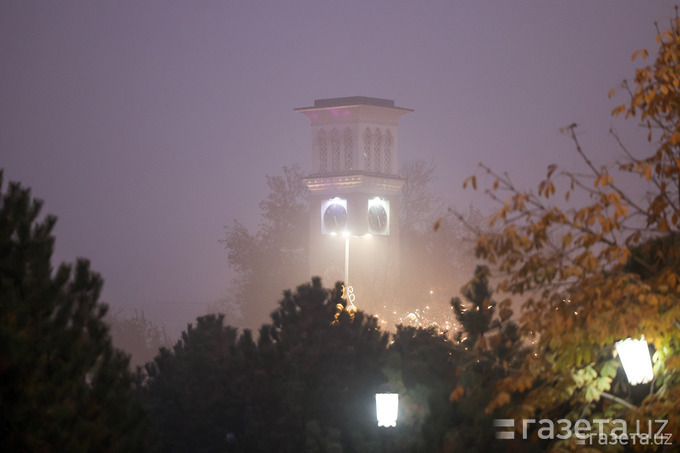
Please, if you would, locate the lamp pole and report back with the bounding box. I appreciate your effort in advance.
[344,233,350,287]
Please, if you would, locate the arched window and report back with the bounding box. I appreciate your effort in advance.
[343,127,353,170]
[363,128,372,171]
[331,129,340,171]
[374,128,382,173]
[384,129,393,174]
[318,129,327,172]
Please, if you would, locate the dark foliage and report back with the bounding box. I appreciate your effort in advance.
[0,172,150,452]
[141,278,391,452]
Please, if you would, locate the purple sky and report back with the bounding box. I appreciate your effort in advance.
[1,1,674,335]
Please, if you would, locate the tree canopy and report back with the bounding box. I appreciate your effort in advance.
[0,172,150,452]
[221,164,309,329]
[141,278,394,452]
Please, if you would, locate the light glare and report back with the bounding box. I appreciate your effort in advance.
[615,337,654,385]
[376,393,398,427]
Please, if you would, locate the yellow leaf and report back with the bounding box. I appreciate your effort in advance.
[632,48,650,60]
[611,104,626,116]
[562,233,573,248]
[608,88,616,99]
[463,175,477,190]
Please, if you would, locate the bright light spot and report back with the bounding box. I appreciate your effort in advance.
[330,232,338,236]
[376,393,398,427]
[342,230,351,238]
[616,337,654,385]
[368,196,384,208]
[363,233,372,238]
[429,290,434,294]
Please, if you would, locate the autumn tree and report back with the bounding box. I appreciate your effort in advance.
[458,13,680,449]
[0,172,150,452]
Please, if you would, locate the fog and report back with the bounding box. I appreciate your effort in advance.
[0,1,673,338]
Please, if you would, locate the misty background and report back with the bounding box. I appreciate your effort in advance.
[0,1,672,338]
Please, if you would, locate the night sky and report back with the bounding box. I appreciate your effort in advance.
[1,1,674,335]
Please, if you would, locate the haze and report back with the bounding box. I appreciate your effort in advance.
[0,1,673,336]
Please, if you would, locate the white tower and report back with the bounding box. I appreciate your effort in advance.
[295,96,412,313]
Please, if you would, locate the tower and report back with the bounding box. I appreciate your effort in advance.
[295,96,413,313]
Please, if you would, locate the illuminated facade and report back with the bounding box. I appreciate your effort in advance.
[296,97,412,311]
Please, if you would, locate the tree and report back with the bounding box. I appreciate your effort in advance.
[141,278,391,452]
[451,265,496,347]
[383,325,461,452]
[397,160,482,329]
[0,172,150,452]
[221,164,309,329]
[444,266,528,452]
[107,310,172,369]
[459,14,680,449]
[400,159,442,233]
[141,313,241,453]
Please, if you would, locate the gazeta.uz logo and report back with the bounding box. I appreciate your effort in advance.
[493,418,673,447]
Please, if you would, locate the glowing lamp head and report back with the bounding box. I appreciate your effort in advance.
[342,231,351,238]
[375,393,398,427]
[615,337,654,385]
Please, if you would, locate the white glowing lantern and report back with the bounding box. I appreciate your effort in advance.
[375,393,398,427]
[615,337,654,385]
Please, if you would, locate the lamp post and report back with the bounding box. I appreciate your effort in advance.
[334,231,371,289]
[615,336,654,385]
[342,231,350,287]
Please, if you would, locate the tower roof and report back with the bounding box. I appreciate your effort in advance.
[295,96,413,113]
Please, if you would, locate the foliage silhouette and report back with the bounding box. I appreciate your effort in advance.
[0,172,150,452]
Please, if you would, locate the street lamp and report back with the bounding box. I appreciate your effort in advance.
[615,336,654,385]
[375,392,398,427]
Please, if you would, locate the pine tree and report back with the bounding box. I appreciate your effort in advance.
[0,172,150,452]
[451,265,496,348]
